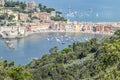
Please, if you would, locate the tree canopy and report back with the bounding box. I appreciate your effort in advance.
[0,59,33,80]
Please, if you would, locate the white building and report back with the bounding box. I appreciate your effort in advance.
[0,0,4,6]
[51,11,56,17]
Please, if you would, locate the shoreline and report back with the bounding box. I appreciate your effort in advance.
[1,30,112,39]
[23,30,113,38]
[0,30,113,39]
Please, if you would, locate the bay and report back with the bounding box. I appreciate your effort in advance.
[0,32,106,65]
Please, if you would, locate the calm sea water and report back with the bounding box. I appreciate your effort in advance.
[0,33,106,65]
[21,0,120,22]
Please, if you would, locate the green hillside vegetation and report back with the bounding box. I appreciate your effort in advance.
[0,60,33,80]
[38,3,55,13]
[26,29,120,80]
[5,1,26,9]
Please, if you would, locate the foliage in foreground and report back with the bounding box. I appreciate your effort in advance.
[0,60,33,80]
[26,29,120,80]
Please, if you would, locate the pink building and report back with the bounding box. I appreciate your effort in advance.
[104,25,112,32]
[18,13,28,21]
[38,12,51,22]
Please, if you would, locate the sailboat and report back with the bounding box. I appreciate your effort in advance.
[47,38,50,41]
[55,37,61,42]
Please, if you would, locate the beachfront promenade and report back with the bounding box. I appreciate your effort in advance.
[0,21,119,39]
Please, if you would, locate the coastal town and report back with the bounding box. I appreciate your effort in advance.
[0,0,120,39]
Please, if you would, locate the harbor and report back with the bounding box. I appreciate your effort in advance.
[0,32,106,65]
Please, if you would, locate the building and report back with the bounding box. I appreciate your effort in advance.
[65,22,75,31]
[95,24,104,32]
[0,9,18,21]
[12,13,19,21]
[32,12,52,21]
[32,12,39,18]
[6,10,19,21]
[36,8,40,12]
[0,0,4,6]
[74,22,81,32]
[25,24,40,31]
[51,11,56,17]
[38,12,51,21]
[104,25,112,32]
[18,13,28,21]
[25,1,36,10]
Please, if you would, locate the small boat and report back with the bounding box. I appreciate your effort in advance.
[85,38,89,41]
[55,37,61,42]
[47,37,53,42]
[5,40,13,44]
[8,43,15,49]
[66,38,69,41]
[47,38,50,41]
[5,40,11,44]
[5,40,15,49]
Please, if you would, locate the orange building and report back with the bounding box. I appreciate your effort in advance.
[38,12,51,21]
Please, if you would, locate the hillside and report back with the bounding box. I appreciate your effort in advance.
[26,29,120,80]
